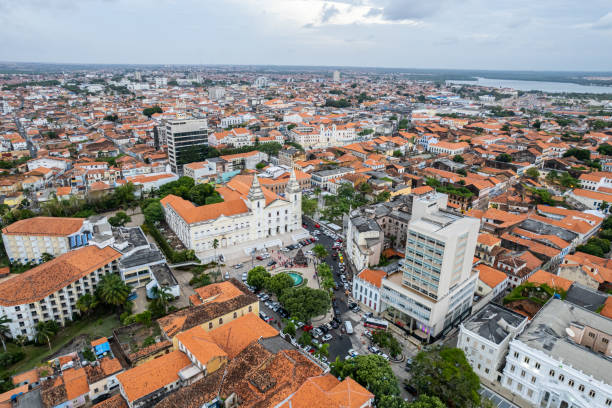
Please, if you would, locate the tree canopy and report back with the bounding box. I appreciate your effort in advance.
[247,266,270,290]
[409,347,480,408]
[143,105,163,117]
[331,354,399,404]
[279,286,330,321]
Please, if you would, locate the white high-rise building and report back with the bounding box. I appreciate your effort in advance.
[333,70,341,82]
[381,193,480,341]
[208,87,226,100]
[164,118,209,175]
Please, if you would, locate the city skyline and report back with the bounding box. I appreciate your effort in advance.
[1,0,611,71]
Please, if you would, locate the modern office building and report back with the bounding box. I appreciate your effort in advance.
[502,299,612,408]
[381,193,480,341]
[163,118,209,175]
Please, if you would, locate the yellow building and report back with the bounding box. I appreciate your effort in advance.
[157,279,259,339]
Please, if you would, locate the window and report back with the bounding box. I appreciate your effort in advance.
[485,368,489,374]
[527,389,533,398]
[531,376,536,384]
[233,312,237,319]
[558,375,564,382]
[248,305,252,312]
[605,398,611,406]
[549,370,555,377]
[514,352,519,358]
[603,338,609,344]
[568,380,574,387]
[218,318,223,325]
[520,370,525,378]
[510,365,515,372]
[517,383,523,392]
[208,322,213,329]
[588,332,596,338]
[578,385,585,392]
[535,363,540,369]
[506,378,512,386]
[589,390,596,398]
[524,357,530,364]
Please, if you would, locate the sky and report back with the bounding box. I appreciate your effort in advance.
[0,0,611,71]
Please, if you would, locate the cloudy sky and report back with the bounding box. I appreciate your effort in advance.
[1,0,611,71]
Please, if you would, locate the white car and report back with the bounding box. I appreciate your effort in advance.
[306,250,313,255]
[321,334,332,342]
[348,349,359,357]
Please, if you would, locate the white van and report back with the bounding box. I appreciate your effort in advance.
[344,321,353,335]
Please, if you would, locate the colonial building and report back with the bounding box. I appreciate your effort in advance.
[160,170,301,259]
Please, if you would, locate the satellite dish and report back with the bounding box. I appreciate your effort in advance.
[565,327,575,337]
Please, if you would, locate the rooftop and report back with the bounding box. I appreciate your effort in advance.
[463,303,527,345]
[516,299,612,384]
[1,216,84,236]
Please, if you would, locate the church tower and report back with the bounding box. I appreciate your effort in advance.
[285,168,302,231]
[248,174,266,238]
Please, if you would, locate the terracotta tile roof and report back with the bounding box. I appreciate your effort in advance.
[158,278,258,338]
[177,325,228,365]
[116,350,191,403]
[527,269,573,292]
[356,269,386,288]
[0,384,29,405]
[279,374,374,408]
[92,394,128,408]
[412,185,433,195]
[0,245,121,306]
[91,337,108,347]
[2,216,84,236]
[208,313,278,358]
[475,264,507,289]
[62,367,89,400]
[160,194,249,224]
[12,368,41,386]
[192,281,244,305]
[100,356,123,376]
[600,297,612,320]
[477,233,501,247]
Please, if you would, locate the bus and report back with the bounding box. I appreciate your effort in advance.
[364,318,388,330]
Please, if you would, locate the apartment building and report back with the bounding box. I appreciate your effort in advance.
[502,299,612,408]
[310,167,355,189]
[381,193,479,341]
[2,216,100,264]
[458,303,528,382]
[346,211,384,272]
[162,118,209,175]
[0,245,121,339]
[352,268,386,313]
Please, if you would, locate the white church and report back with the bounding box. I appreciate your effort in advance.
[160,169,303,261]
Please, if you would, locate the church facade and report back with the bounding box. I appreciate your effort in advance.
[160,170,302,254]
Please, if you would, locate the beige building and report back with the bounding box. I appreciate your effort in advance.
[1,216,99,264]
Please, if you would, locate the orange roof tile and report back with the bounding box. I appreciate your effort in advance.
[176,325,228,365]
[2,216,84,236]
[356,269,386,288]
[527,269,573,292]
[475,264,507,289]
[116,350,191,403]
[0,245,121,306]
[209,313,278,358]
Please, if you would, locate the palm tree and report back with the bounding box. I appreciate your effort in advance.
[212,238,221,282]
[151,285,172,315]
[35,321,56,350]
[97,274,130,310]
[0,315,11,352]
[15,335,27,348]
[76,293,98,316]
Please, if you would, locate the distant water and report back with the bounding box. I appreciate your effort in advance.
[446,77,612,94]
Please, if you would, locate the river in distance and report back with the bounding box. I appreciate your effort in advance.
[446,77,612,94]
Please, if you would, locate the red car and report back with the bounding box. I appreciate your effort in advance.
[256,255,264,261]
[302,224,307,228]
[314,224,320,228]
[336,238,343,243]
[303,325,313,331]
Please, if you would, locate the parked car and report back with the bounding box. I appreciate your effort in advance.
[234,263,243,269]
[267,260,277,266]
[259,312,268,320]
[261,294,270,301]
[368,346,379,354]
[278,308,289,318]
[321,334,332,342]
[314,224,320,228]
[312,328,323,338]
[348,349,359,357]
[256,255,264,261]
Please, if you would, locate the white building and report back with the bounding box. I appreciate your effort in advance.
[0,245,122,339]
[381,193,480,341]
[155,77,168,88]
[333,70,341,82]
[209,128,253,148]
[346,212,383,272]
[253,76,269,88]
[578,172,612,191]
[352,269,386,313]
[183,160,218,183]
[458,303,528,382]
[220,113,255,128]
[125,173,179,193]
[502,299,612,408]
[289,124,357,148]
[161,171,302,261]
[208,87,225,100]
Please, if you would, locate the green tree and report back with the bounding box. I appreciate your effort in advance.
[452,155,465,163]
[76,293,99,316]
[151,285,173,315]
[409,347,480,408]
[525,167,540,179]
[97,274,131,309]
[41,252,54,263]
[313,244,328,261]
[318,343,330,358]
[256,161,267,170]
[0,316,11,352]
[376,191,391,203]
[393,150,403,158]
[597,143,612,156]
[298,331,311,346]
[143,105,163,117]
[247,266,271,290]
[302,197,317,217]
[108,211,131,227]
[398,119,409,129]
[266,273,294,297]
[496,153,512,163]
[279,286,331,322]
[143,201,164,224]
[35,321,59,350]
[331,354,399,403]
[563,148,590,161]
[284,320,296,337]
